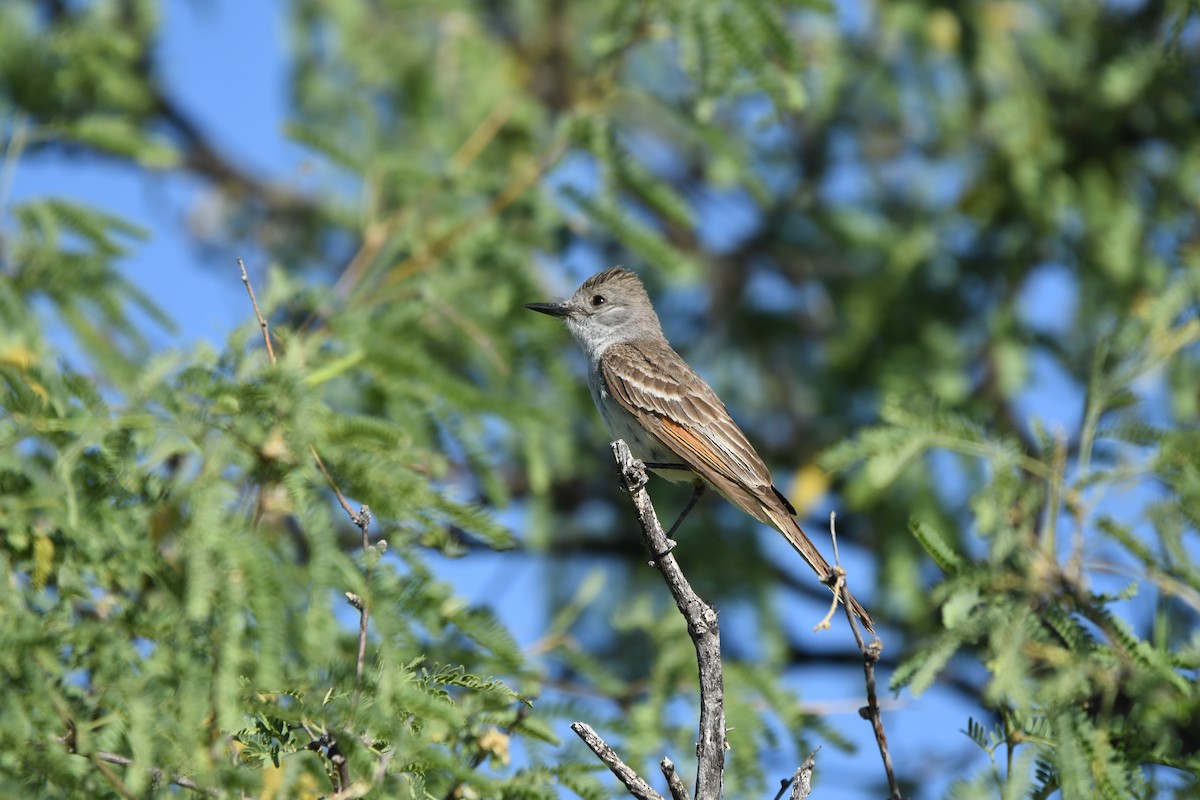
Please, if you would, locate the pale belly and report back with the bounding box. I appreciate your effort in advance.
[588,370,697,485]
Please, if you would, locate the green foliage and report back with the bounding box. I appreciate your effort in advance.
[830,271,1200,792]
[909,517,965,576]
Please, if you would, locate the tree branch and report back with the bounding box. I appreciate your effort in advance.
[239,260,376,790]
[152,87,319,220]
[570,723,665,800]
[772,747,819,800]
[825,513,902,800]
[660,758,689,800]
[611,439,726,800]
[90,750,219,797]
[239,258,276,362]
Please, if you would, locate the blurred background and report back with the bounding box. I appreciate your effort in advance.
[1,0,1197,798]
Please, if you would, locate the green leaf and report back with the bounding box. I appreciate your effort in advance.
[56,115,181,168]
[891,631,962,696]
[910,517,964,575]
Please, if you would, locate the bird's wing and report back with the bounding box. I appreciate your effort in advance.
[599,340,778,514]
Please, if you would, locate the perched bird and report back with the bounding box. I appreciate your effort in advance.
[527,267,874,633]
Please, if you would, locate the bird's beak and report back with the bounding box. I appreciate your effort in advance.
[524,301,572,318]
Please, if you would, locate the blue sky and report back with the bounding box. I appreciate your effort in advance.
[13,2,302,352]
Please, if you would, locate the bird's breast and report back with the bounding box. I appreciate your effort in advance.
[587,366,687,479]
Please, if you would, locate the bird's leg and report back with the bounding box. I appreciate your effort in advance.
[663,481,706,540]
[633,469,706,559]
[629,463,703,559]
[643,461,692,473]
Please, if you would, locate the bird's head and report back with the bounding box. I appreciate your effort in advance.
[525,267,664,357]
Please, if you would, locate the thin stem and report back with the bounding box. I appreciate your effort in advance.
[570,723,666,800]
[828,514,903,800]
[237,258,276,363]
[91,750,219,797]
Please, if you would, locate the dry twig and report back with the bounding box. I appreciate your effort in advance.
[569,441,727,799]
[570,723,665,800]
[613,440,726,800]
[91,750,219,797]
[826,513,902,800]
[660,758,689,800]
[238,259,376,789]
[772,747,820,800]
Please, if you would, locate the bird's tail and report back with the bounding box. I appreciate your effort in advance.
[761,504,876,635]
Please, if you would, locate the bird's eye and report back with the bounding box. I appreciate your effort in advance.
[591,295,606,307]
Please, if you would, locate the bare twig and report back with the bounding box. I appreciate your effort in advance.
[91,750,219,797]
[570,723,665,800]
[238,258,276,363]
[826,513,902,800]
[611,440,725,800]
[237,261,368,530]
[309,453,369,690]
[57,722,221,797]
[310,448,363,524]
[238,261,376,786]
[659,758,689,800]
[813,575,842,632]
[351,505,372,688]
[772,747,820,800]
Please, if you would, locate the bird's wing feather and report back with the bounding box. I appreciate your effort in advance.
[600,341,773,498]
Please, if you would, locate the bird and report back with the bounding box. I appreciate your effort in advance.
[526,267,874,633]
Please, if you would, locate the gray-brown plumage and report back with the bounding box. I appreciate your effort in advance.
[527,267,874,633]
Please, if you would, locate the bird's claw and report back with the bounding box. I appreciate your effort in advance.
[622,463,649,492]
[651,537,677,561]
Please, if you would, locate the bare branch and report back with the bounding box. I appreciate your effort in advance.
[236,260,372,534]
[239,261,375,788]
[92,751,219,797]
[772,747,819,800]
[152,87,320,220]
[611,439,725,800]
[238,258,276,363]
[660,758,689,800]
[351,505,373,687]
[827,513,902,800]
[570,723,665,800]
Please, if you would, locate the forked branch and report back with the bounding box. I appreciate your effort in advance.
[824,513,902,800]
[570,441,725,800]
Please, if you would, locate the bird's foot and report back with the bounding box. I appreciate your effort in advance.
[621,461,649,492]
[650,537,678,562]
